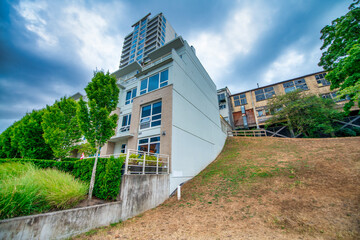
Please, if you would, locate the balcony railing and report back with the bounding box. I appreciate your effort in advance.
[125,149,169,175]
[142,53,172,71]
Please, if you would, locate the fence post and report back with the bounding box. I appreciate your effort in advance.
[125,149,130,175]
[156,155,159,174]
[167,155,170,174]
[142,153,146,174]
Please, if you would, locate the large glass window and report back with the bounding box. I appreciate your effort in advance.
[255,87,275,102]
[283,79,308,93]
[218,93,226,103]
[140,101,162,129]
[233,94,247,106]
[139,69,169,95]
[119,114,131,132]
[121,144,127,154]
[315,73,330,87]
[125,88,137,105]
[322,91,350,102]
[138,136,160,154]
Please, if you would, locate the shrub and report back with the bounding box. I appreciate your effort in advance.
[335,128,357,137]
[0,156,125,201]
[0,162,88,219]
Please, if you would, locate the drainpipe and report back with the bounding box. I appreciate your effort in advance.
[249,90,260,129]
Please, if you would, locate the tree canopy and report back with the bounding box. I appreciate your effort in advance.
[265,90,343,138]
[42,97,82,159]
[77,71,119,199]
[319,0,360,113]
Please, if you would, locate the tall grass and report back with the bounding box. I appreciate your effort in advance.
[0,162,88,220]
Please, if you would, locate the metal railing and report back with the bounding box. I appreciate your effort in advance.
[124,149,169,175]
[229,129,267,137]
[142,53,172,71]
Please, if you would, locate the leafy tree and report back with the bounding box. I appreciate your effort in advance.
[265,90,342,138]
[77,71,119,200]
[319,0,360,113]
[0,124,20,158]
[42,97,82,160]
[12,110,54,159]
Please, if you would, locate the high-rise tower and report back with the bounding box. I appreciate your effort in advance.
[119,13,177,68]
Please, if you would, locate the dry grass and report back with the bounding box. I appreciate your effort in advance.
[74,137,360,240]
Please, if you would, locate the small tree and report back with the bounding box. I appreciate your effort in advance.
[12,109,54,159]
[319,0,360,113]
[42,97,82,160]
[265,90,342,138]
[77,71,119,200]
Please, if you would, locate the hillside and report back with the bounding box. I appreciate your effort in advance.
[74,137,360,240]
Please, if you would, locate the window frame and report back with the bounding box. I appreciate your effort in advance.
[125,87,137,105]
[283,79,309,93]
[138,135,160,154]
[140,69,169,95]
[119,114,131,132]
[140,101,162,130]
[255,87,275,102]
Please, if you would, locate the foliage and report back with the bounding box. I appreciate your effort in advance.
[13,109,54,159]
[319,0,360,113]
[77,71,120,199]
[72,156,125,200]
[265,90,342,137]
[335,128,357,137]
[72,143,96,157]
[0,124,20,158]
[0,156,125,201]
[0,162,87,219]
[42,97,82,159]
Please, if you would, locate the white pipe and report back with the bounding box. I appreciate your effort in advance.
[177,185,181,200]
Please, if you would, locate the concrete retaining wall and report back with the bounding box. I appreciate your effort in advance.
[0,174,170,240]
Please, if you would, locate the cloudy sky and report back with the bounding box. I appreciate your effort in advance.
[0,0,352,133]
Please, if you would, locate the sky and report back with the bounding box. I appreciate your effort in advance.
[0,0,353,133]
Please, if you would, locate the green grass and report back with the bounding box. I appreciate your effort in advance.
[0,162,88,219]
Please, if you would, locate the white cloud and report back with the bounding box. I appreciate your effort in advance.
[262,44,323,85]
[14,0,126,73]
[188,1,275,85]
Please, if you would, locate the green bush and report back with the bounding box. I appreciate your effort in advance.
[0,156,125,201]
[0,162,87,219]
[335,128,357,137]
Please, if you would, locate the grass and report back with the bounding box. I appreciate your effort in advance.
[0,162,88,219]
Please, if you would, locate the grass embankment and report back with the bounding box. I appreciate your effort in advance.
[74,137,360,240]
[0,162,88,219]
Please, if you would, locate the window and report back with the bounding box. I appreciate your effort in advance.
[257,110,265,117]
[140,101,162,129]
[315,73,330,87]
[233,94,247,106]
[283,79,309,93]
[119,114,131,132]
[140,69,169,95]
[219,104,226,110]
[138,136,160,154]
[218,93,226,103]
[125,88,137,105]
[121,144,127,154]
[255,87,275,102]
[322,91,350,102]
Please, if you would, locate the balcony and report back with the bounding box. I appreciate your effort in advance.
[142,52,172,71]
[109,129,133,142]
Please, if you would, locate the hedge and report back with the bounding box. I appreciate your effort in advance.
[0,156,125,200]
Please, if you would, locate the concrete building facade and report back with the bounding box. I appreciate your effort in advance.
[103,36,227,193]
[217,87,234,128]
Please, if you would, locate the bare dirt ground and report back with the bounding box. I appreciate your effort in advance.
[73,137,360,240]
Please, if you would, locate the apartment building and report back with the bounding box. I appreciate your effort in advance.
[230,72,358,129]
[217,87,234,128]
[98,36,227,193]
[119,13,177,68]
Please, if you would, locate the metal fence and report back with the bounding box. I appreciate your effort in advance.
[124,149,169,175]
[230,129,268,137]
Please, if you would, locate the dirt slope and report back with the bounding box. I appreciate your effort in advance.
[74,137,360,240]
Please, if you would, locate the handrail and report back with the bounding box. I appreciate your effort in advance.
[125,149,169,175]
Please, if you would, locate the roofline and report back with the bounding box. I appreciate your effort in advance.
[230,70,327,97]
[131,13,151,27]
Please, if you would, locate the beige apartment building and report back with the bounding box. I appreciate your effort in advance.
[230,71,359,129]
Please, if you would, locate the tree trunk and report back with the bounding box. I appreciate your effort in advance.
[88,147,99,200]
